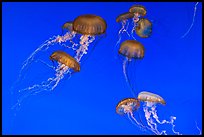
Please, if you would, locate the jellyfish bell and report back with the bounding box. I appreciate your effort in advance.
[119,40,145,60]
[62,21,73,32]
[129,5,147,17]
[138,91,166,106]
[73,14,107,36]
[136,18,152,38]
[116,98,140,115]
[50,50,80,72]
[116,12,134,23]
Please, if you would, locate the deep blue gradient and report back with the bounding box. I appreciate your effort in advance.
[2,2,202,135]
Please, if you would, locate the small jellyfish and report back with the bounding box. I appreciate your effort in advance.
[116,98,145,129]
[115,12,134,47]
[137,91,181,135]
[129,5,147,39]
[73,14,107,62]
[135,18,152,38]
[129,5,147,16]
[62,21,73,32]
[118,40,145,97]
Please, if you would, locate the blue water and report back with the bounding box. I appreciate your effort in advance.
[2,2,202,135]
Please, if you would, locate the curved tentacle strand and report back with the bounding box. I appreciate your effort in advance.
[180,2,199,38]
[122,57,136,98]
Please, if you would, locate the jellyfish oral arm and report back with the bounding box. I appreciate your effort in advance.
[75,35,95,62]
[142,103,181,135]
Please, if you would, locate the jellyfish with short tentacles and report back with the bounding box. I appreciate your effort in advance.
[12,50,80,110]
[129,5,147,39]
[118,40,145,97]
[138,91,182,135]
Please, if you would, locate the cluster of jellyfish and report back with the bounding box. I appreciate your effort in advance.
[115,4,152,48]
[115,5,182,135]
[12,14,107,110]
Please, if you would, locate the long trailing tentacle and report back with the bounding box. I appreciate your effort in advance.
[11,64,72,111]
[123,57,136,98]
[180,2,199,38]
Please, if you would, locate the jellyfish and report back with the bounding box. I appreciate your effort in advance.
[118,40,145,97]
[116,98,146,130]
[135,18,152,38]
[15,21,78,87]
[137,91,181,135]
[115,12,134,46]
[12,14,107,111]
[12,50,80,110]
[72,14,107,62]
[129,5,147,38]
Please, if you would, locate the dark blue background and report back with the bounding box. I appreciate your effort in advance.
[2,2,202,135]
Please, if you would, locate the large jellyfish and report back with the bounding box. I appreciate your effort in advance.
[118,40,145,97]
[72,14,107,62]
[12,51,80,110]
[137,91,181,135]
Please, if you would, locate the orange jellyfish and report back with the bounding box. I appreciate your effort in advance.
[12,51,80,110]
[115,4,151,48]
[118,40,145,97]
[136,18,152,38]
[72,14,107,62]
[62,21,73,32]
[137,91,181,135]
[15,14,106,93]
[129,5,147,39]
[50,50,80,72]
[129,5,147,23]
[116,98,145,130]
[115,12,134,46]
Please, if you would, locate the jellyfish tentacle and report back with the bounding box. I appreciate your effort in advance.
[12,63,72,111]
[180,2,199,39]
[75,35,95,62]
[34,59,55,70]
[150,105,181,135]
[124,20,131,37]
[143,106,161,135]
[123,57,136,98]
